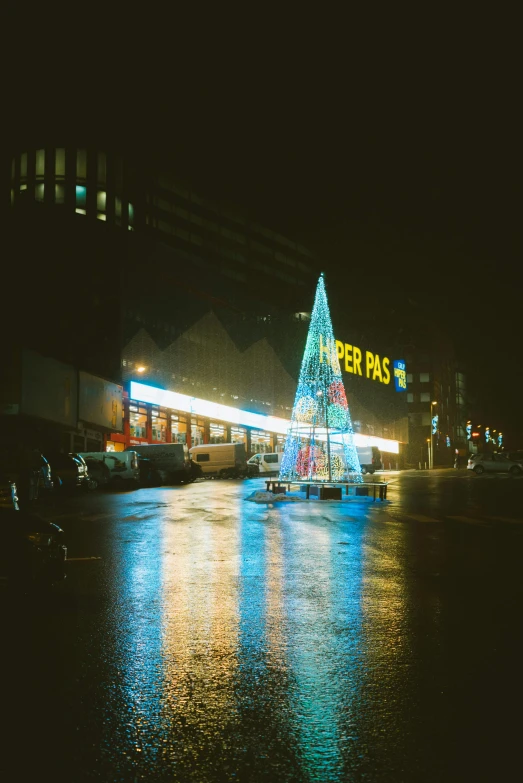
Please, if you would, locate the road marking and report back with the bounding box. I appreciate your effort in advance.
[404,513,441,523]
[446,515,487,526]
[487,516,523,524]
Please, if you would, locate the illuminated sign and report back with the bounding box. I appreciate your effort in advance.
[319,335,405,388]
[466,424,472,440]
[432,414,439,435]
[129,381,401,454]
[472,432,480,438]
[485,427,490,443]
[393,360,407,392]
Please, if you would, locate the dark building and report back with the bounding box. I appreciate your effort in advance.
[5,143,408,459]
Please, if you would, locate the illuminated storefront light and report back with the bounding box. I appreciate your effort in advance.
[130,381,401,455]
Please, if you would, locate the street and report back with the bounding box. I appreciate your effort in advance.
[3,470,523,782]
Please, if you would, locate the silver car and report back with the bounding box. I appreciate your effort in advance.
[467,453,523,475]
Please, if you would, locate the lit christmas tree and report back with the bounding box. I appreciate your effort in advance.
[279,274,362,483]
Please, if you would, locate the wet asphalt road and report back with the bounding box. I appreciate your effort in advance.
[3,470,523,782]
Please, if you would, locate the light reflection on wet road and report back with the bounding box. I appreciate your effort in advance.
[4,472,523,781]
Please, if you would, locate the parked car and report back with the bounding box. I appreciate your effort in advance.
[467,453,523,475]
[127,444,193,485]
[82,456,111,490]
[190,443,258,479]
[0,506,67,589]
[247,452,280,475]
[46,452,90,491]
[80,451,140,488]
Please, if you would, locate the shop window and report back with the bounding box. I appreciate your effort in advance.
[129,404,148,439]
[420,392,430,402]
[171,415,187,444]
[36,149,45,178]
[231,427,247,446]
[151,408,167,442]
[210,422,226,444]
[251,430,272,453]
[55,148,65,178]
[77,149,87,180]
[191,420,205,446]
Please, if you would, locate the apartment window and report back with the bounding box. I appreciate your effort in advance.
[55,184,65,204]
[97,152,106,185]
[420,373,430,383]
[420,392,430,402]
[77,149,87,180]
[35,184,45,201]
[406,373,413,383]
[35,149,45,178]
[55,148,65,178]
[128,203,134,225]
[76,185,87,208]
[96,191,107,211]
[407,393,414,403]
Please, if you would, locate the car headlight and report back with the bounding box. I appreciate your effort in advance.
[26,533,52,547]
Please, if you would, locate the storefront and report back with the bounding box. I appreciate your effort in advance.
[114,382,403,460]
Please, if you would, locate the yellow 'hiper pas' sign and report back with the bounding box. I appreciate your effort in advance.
[319,335,391,385]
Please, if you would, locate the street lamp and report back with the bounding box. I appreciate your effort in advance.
[430,400,437,469]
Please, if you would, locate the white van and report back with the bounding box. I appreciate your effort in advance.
[79,451,140,486]
[247,452,283,475]
[189,443,257,479]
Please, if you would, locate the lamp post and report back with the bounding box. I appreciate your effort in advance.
[430,400,437,469]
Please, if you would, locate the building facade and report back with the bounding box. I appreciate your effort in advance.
[6,144,408,460]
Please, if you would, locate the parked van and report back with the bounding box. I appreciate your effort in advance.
[356,446,382,475]
[79,451,140,487]
[127,443,193,484]
[247,452,283,476]
[190,443,257,479]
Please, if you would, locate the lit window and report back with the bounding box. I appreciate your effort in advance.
[96,191,106,211]
[75,208,87,215]
[10,189,14,205]
[420,373,430,383]
[406,373,413,383]
[35,183,45,201]
[20,153,27,179]
[420,392,430,402]
[76,185,87,208]
[36,149,45,178]
[97,213,107,221]
[407,393,414,403]
[55,184,65,204]
[77,149,87,180]
[128,203,134,225]
[55,148,65,178]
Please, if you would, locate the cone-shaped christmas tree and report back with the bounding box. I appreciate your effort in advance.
[279,274,362,483]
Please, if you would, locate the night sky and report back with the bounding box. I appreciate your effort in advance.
[7,20,522,442]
